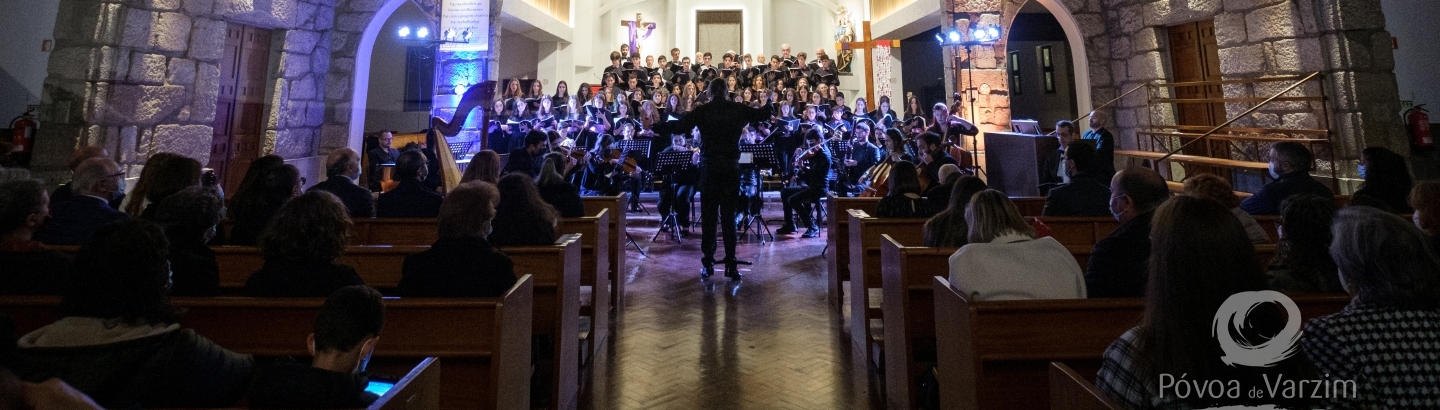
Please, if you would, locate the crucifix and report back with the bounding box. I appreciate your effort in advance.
[837,21,901,104]
[620,13,656,55]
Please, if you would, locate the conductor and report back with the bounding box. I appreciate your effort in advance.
[655,79,772,279]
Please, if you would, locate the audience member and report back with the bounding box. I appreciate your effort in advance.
[1097,195,1314,408]
[536,153,586,218]
[488,173,559,247]
[948,190,1084,300]
[1085,166,1169,298]
[228,157,299,246]
[1408,180,1440,250]
[34,157,129,245]
[1240,142,1333,215]
[123,153,201,217]
[366,130,399,191]
[248,286,387,408]
[503,131,549,177]
[1266,195,1340,294]
[1349,146,1414,213]
[13,220,253,408]
[245,191,364,297]
[376,151,443,218]
[0,180,69,295]
[146,186,225,297]
[399,181,518,297]
[1042,141,1112,217]
[922,176,986,247]
[875,161,935,218]
[308,148,375,219]
[461,149,502,184]
[1304,206,1440,407]
[49,146,114,207]
[1183,173,1269,243]
[923,164,961,213]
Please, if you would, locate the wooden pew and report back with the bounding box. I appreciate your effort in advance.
[558,209,612,364]
[1049,362,1122,410]
[582,194,627,312]
[505,235,583,410]
[1038,217,1119,247]
[1011,197,1045,216]
[880,235,956,410]
[49,245,424,292]
[0,277,534,410]
[351,219,439,245]
[931,277,1351,410]
[846,210,927,365]
[826,194,881,310]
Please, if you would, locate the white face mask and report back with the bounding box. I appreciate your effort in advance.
[1414,212,1424,231]
[1268,162,1281,179]
[1358,165,1367,179]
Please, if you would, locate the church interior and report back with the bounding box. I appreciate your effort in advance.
[1,0,1439,408]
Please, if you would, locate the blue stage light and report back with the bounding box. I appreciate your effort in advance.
[398,26,411,38]
[947,30,961,42]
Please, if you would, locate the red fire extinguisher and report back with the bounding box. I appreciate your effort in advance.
[1406,104,1432,148]
[9,110,37,153]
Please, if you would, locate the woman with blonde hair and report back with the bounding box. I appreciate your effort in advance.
[461,149,502,184]
[947,190,1084,300]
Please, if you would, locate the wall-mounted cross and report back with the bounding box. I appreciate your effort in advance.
[837,21,900,104]
[620,13,656,55]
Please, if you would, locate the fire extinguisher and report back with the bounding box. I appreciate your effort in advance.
[1406,104,1432,148]
[9,110,37,153]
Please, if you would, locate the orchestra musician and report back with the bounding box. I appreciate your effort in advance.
[656,133,699,236]
[779,129,831,238]
[842,119,881,197]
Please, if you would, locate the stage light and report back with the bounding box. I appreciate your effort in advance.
[947,30,960,42]
[454,83,468,95]
[417,27,429,38]
[398,26,411,38]
[935,33,944,44]
[987,27,1000,41]
[444,28,455,41]
[462,29,472,42]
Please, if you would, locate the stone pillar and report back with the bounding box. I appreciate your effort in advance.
[1310,0,1406,190]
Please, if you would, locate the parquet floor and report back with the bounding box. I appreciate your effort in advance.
[579,194,883,410]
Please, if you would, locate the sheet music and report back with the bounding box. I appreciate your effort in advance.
[740,152,753,164]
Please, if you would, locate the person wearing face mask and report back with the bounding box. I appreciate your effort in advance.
[247,286,388,408]
[308,148,375,218]
[376,150,443,218]
[398,181,517,297]
[146,186,226,297]
[1239,141,1333,216]
[34,157,130,245]
[1084,166,1170,298]
[0,179,71,295]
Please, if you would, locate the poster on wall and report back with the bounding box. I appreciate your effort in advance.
[441,0,489,52]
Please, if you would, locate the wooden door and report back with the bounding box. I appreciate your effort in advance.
[207,24,272,194]
[1167,19,1226,168]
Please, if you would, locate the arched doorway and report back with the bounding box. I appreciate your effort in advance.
[346,0,428,153]
[1004,0,1090,128]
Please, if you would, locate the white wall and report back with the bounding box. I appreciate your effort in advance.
[364,1,433,134]
[498,29,541,80]
[0,0,61,118]
[1383,0,1440,109]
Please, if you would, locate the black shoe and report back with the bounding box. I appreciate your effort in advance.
[776,225,797,235]
[802,228,820,238]
[701,265,715,278]
[724,265,742,280]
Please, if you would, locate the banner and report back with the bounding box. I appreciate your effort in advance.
[441,0,489,52]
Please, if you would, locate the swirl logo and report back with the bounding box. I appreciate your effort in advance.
[1212,290,1303,367]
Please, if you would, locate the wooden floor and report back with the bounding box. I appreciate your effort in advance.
[579,194,884,409]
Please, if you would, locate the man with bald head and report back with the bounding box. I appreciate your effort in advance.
[36,157,130,245]
[1083,110,1115,178]
[50,146,119,207]
[308,148,374,218]
[1084,166,1170,298]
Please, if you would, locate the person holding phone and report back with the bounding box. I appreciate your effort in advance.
[248,286,386,408]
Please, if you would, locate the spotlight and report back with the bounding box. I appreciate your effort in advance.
[444,28,456,41]
[987,27,1000,41]
[417,27,429,38]
[398,26,411,38]
[462,29,472,42]
[935,33,944,44]
[947,30,960,42]
[454,83,468,95]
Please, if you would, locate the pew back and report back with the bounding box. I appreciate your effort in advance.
[880,235,956,410]
[847,210,927,363]
[505,235,582,410]
[557,209,611,363]
[1048,362,1122,410]
[582,194,627,310]
[826,194,882,310]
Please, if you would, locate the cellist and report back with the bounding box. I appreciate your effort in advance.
[842,119,880,197]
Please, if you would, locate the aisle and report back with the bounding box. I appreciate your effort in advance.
[580,197,883,409]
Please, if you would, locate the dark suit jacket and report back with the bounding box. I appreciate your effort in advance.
[1239,171,1334,215]
[538,183,586,218]
[35,195,129,245]
[0,241,70,295]
[503,148,540,177]
[398,237,519,298]
[50,183,124,210]
[376,179,443,218]
[308,176,375,218]
[1042,173,1113,217]
[168,241,220,297]
[1085,210,1153,298]
[244,259,365,297]
[1082,128,1115,177]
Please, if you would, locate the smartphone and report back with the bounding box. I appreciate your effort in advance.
[364,380,397,396]
[201,168,218,187]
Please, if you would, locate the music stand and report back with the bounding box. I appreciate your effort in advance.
[616,139,654,214]
[825,139,854,194]
[650,151,695,243]
[739,143,777,243]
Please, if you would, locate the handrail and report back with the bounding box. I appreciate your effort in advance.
[1043,82,1150,136]
[1153,72,1322,165]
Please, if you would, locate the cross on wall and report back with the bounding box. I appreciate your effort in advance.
[836,21,900,105]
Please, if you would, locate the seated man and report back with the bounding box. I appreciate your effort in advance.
[503,131,548,178]
[398,181,518,297]
[308,148,375,218]
[0,179,71,295]
[248,285,385,408]
[35,157,129,245]
[49,146,115,206]
[1042,141,1113,217]
[1086,166,1169,298]
[376,151,443,218]
[1240,141,1333,215]
[778,130,832,238]
[366,130,399,192]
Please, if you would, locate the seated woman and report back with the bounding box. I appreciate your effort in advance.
[536,153,586,218]
[1304,206,1440,407]
[922,175,986,247]
[1350,146,1413,213]
[1183,173,1269,244]
[146,186,225,296]
[1097,196,1315,409]
[398,182,519,297]
[0,179,70,295]
[12,220,253,408]
[227,156,298,246]
[128,154,203,219]
[488,173,560,248]
[947,190,1084,300]
[461,149,502,185]
[874,161,936,218]
[244,191,364,297]
[1266,194,1341,293]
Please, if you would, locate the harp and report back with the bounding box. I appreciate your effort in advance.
[428,80,497,193]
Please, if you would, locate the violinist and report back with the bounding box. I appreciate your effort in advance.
[778,129,831,238]
[917,131,956,191]
[843,119,881,197]
[612,118,647,210]
[656,133,699,236]
[737,125,765,224]
[927,102,979,169]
